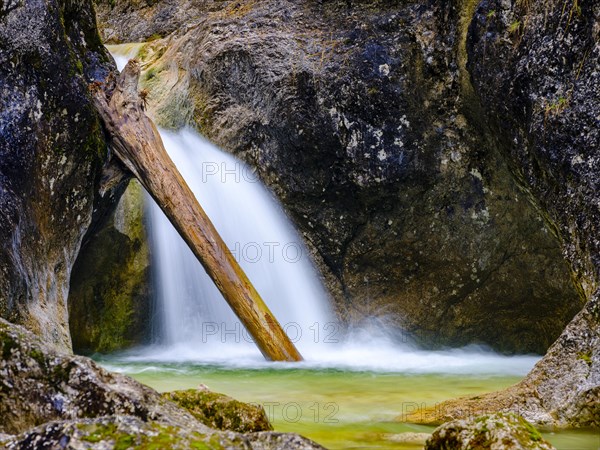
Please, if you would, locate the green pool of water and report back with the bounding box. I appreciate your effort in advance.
[98,361,599,449]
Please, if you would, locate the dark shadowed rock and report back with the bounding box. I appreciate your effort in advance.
[462,0,600,428]
[68,180,153,353]
[397,0,599,429]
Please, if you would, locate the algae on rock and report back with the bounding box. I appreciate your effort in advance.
[69,179,153,353]
[163,389,273,433]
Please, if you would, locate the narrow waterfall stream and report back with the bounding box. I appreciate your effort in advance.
[100,48,600,450]
[146,128,333,361]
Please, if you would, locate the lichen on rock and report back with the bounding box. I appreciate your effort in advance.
[0,318,206,435]
[0,0,122,352]
[0,318,325,449]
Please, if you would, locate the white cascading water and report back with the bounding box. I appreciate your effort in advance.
[109,49,540,375]
[132,128,539,375]
[146,129,333,360]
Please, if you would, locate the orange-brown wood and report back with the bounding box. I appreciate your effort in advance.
[91,60,302,361]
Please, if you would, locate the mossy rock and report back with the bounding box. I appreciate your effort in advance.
[68,180,153,353]
[425,413,555,450]
[163,389,273,433]
[2,416,235,450]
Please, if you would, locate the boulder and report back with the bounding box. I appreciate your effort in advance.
[425,413,555,450]
[163,389,273,433]
[0,318,204,435]
[0,318,324,448]
[0,415,324,450]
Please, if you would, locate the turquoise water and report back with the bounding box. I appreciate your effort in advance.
[98,359,600,449]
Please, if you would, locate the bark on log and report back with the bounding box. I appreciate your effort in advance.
[90,60,303,362]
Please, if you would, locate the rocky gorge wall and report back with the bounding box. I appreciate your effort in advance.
[0,0,129,352]
[462,0,599,427]
[0,0,596,438]
[88,0,585,355]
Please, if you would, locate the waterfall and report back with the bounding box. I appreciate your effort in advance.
[146,129,334,359]
[106,47,539,374]
[139,128,538,375]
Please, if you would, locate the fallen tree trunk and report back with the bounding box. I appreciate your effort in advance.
[90,60,302,362]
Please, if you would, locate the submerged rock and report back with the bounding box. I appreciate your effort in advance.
[163,389,273,433]
[425,413,555,450]
[94,0,582,355]
[385,432,430,444]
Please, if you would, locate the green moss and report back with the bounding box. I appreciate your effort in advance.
[508,20,522,34]
[518,415,543,442]
[81,423,116,443]
[78,422,218,449]
[147,33,163,42]
[162,389,273,433]
[29,347,47,367]
[577,350,593,366]
[82,120,109,161]
[144,67,158,81]
[1,333,18,359]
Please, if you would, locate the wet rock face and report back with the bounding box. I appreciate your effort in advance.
[0,0,116,351]
[425,413,555,450]
[0,318,204,435]
[400,0,600,428]
[68,180,153,354]
[95,0,581,353]
[467,0,600,299]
